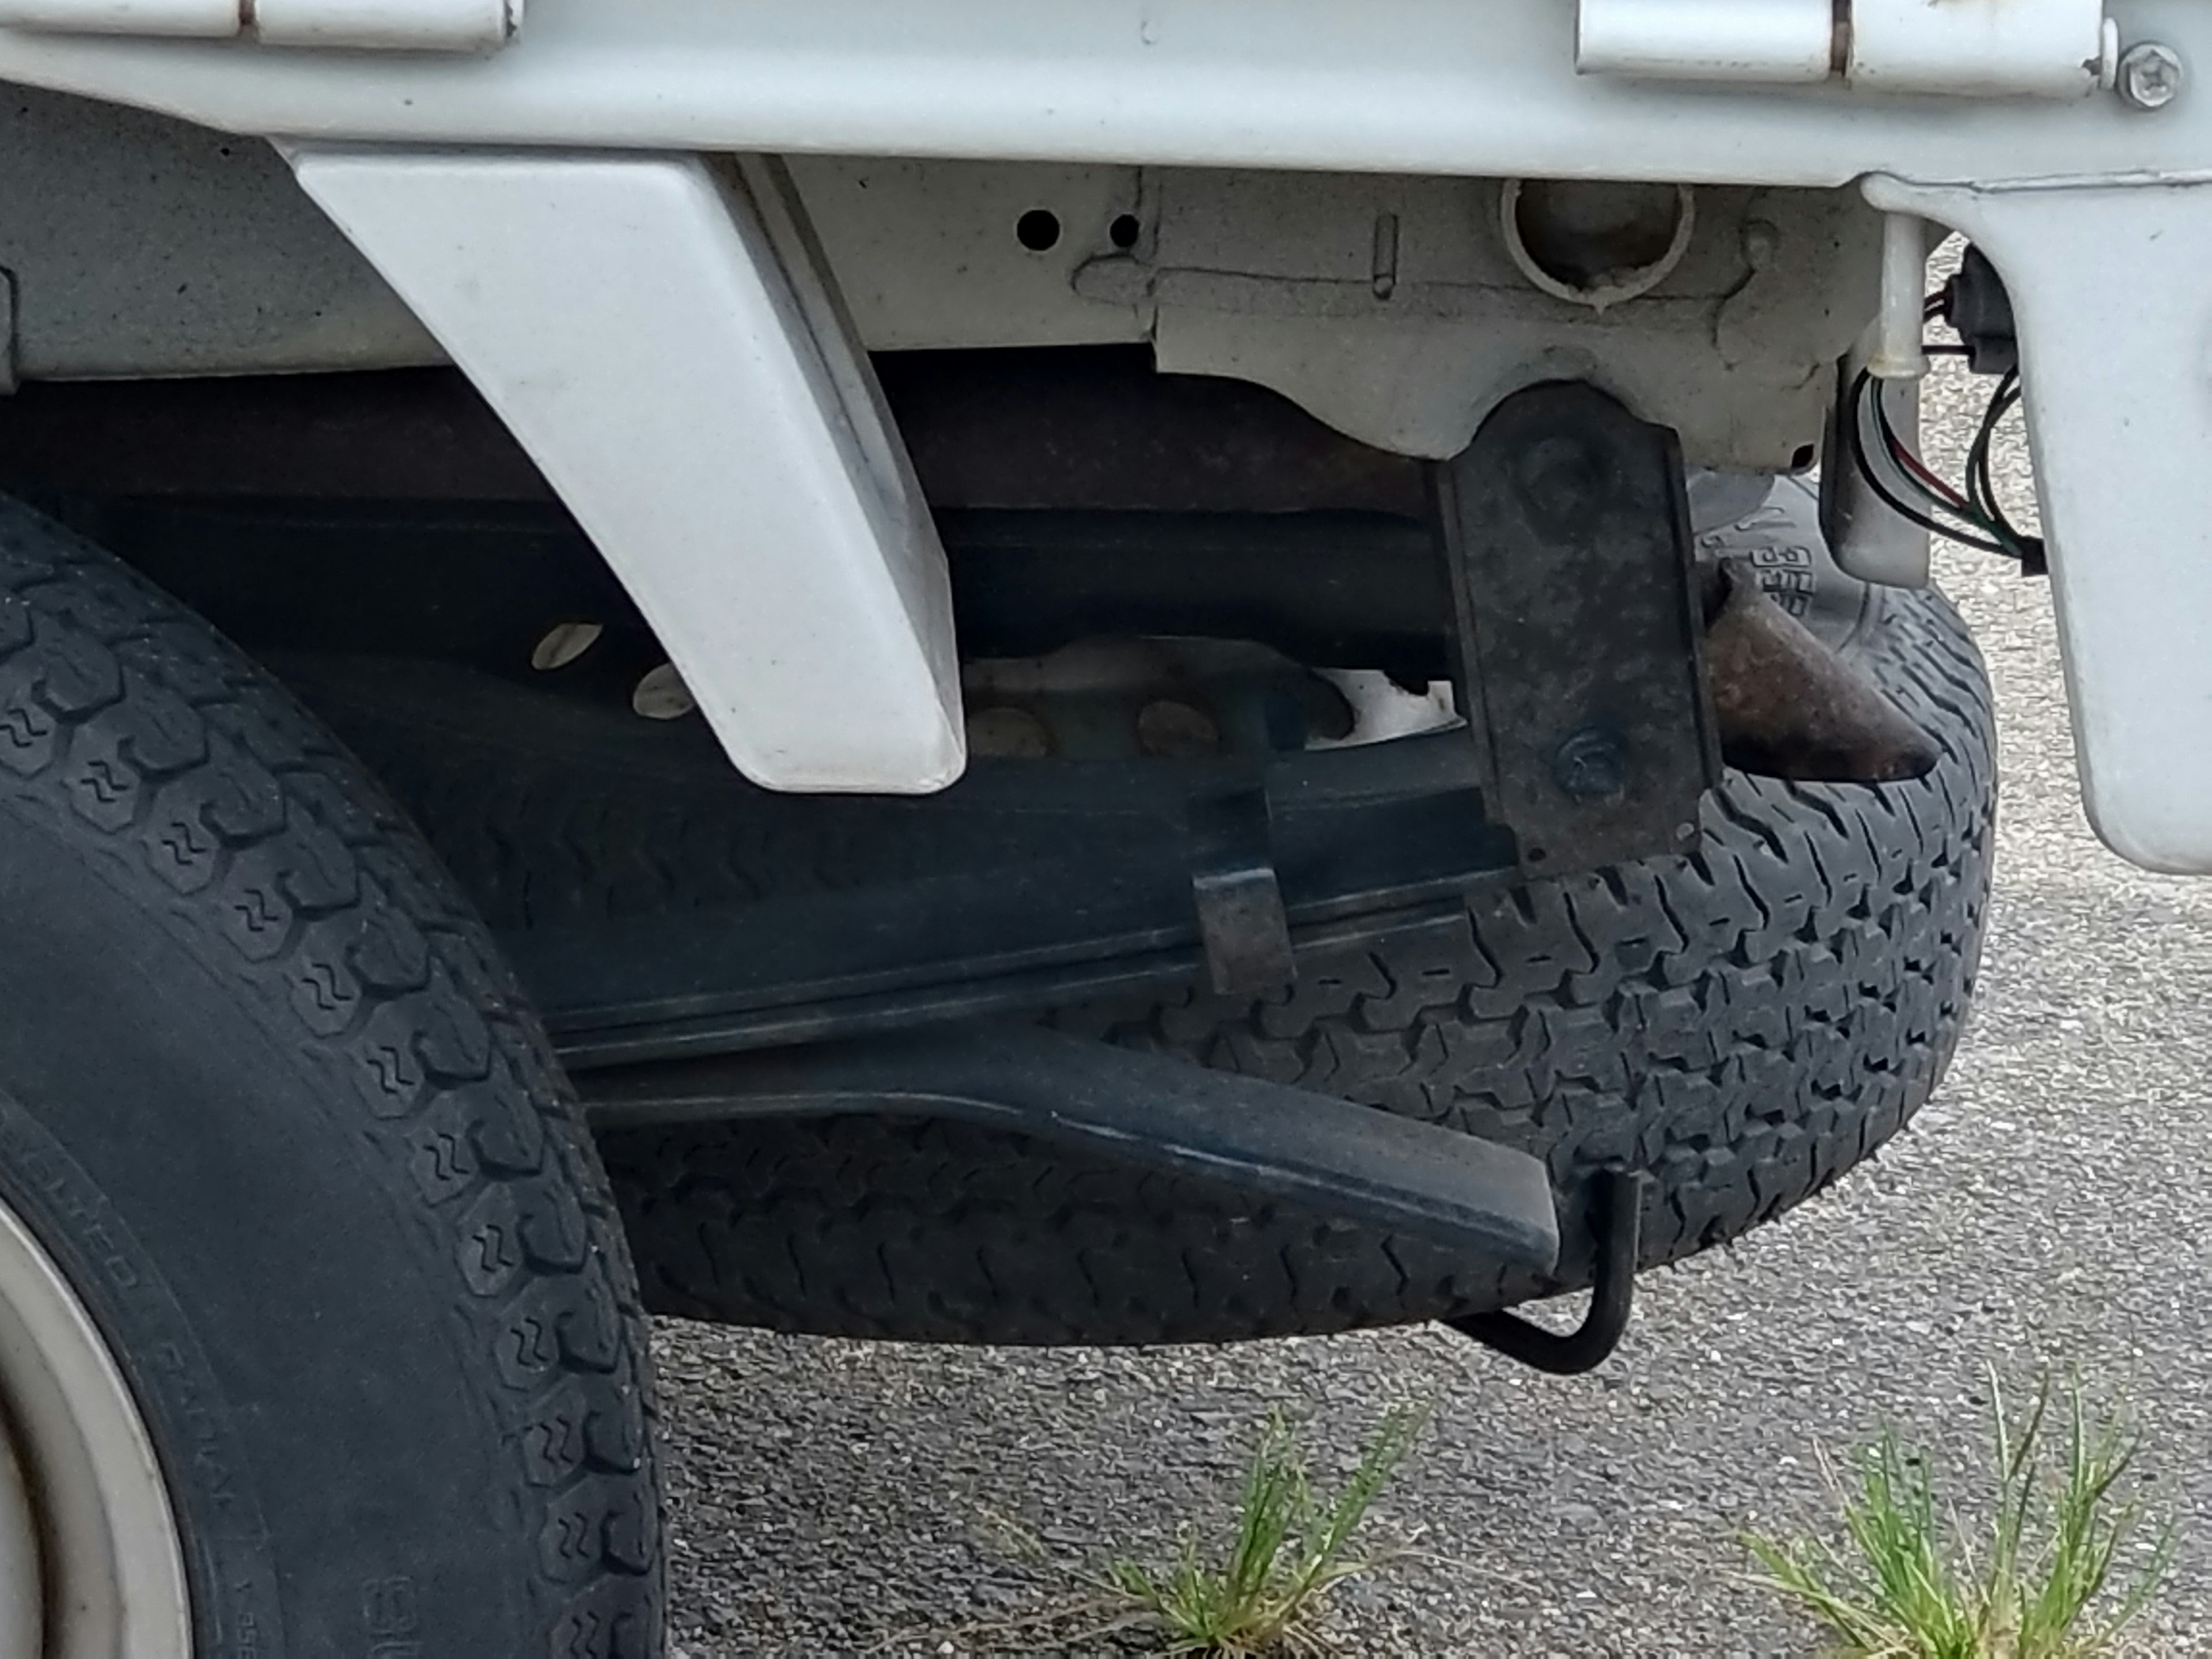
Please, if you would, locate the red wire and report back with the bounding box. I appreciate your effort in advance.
[1889,434,1974,513]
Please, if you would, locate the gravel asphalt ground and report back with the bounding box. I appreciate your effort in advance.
[652,357,2211,1656]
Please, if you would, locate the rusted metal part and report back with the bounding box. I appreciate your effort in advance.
[881,346,1431,515]
[1703,560,1938,782]
[0,369,553,502]
[1441,381,1721,878]
[0,346,1430,516]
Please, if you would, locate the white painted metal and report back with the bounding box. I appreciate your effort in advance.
[1579,0,2109,96]
[1869,173,2212,871]
[0,0,2200,854]
[0,110,1879,469]
[1850,0,2108,97]
[0,0,2206,186]
[0,1193,190,1659]
[0,0,510,47]
[1135,172,1876,468]
[253,0,513,50]
[0,0,230,37]
[1869,211,1930,380]
[1495,179,1697,310]
[0,87,437,379]
[1576,0,1835,85]
[1826,353,1933,588]
[291,147,965,794]
[790,157,1147,352]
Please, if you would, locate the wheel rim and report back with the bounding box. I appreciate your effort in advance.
[0,1195,190,1657]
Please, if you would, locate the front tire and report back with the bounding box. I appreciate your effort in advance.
[0,501,661,1654]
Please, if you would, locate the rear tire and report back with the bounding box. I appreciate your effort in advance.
[0,500,661,1653]
[600,582,1995,1344]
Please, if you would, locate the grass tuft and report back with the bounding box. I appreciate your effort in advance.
[1740,1367,2176,1659]
[1097,1400,1431,1657]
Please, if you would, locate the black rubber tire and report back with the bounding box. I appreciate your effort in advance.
[0,501,662,1652]
[596,584,1995,1344]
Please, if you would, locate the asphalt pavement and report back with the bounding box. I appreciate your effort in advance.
[652,358,2211,1657]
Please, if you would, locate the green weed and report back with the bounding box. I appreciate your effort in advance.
[1093,1400,1430,1656]
[1741,1369,2176,1659]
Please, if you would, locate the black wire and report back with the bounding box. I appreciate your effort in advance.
[1846,370,2012,556]
[1964,372,2010,525]
[1964,370,2046,571]
[1891,284,2048,567]
[1867,367,1987,539]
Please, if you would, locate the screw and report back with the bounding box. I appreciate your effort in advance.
[2118,41,2185,111]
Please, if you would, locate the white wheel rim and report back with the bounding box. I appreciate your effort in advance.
[0,1196,191,1657]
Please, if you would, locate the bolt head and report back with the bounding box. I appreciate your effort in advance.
[1551,724,1627,801]
[2119,41,2185,111]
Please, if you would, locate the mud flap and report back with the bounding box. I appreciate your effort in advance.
[1869,174,2212,873]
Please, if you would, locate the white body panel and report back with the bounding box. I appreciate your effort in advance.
[1,0,2209,863]
[291,148,965,794]
[0,0,2197,185]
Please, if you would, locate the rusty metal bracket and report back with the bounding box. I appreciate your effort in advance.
[1439,382,1721,878]
[1703,561,1938,783]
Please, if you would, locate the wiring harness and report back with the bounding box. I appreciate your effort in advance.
[1844,284,2047,574]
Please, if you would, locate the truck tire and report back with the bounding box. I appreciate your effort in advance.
[0,501,661,1653]
[597,581,1994,1344]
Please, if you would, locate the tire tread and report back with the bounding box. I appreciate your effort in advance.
[0,503,661,1656]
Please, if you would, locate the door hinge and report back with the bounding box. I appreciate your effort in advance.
[1577,0,2117,99]
[0,0,516,51]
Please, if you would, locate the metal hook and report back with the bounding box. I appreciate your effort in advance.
[1448,1167,1651,1376]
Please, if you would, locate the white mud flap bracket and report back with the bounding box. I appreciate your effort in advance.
[289,149,965,795]
[1868,172,2212,872]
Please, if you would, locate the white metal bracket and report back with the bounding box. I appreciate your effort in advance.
[289,147,966,795]
[1867,172,2212,872]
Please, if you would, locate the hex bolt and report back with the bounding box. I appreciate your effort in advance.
[2118,41,2185,111]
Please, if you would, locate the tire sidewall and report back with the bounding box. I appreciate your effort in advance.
[0,775,534,1656]
[0,1085,283,1656]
